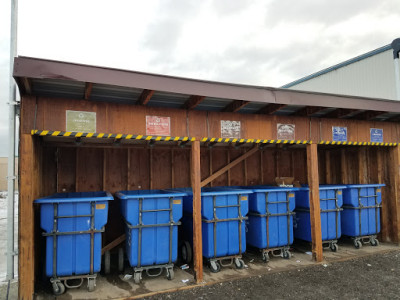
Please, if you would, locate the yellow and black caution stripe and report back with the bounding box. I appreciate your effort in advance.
[200,137,311,144]
[318,140,398,146]
[31,130,195,142]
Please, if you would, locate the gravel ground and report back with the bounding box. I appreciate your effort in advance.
[145,250,400,300]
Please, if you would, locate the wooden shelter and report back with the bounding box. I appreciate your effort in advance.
[13,56,400,299]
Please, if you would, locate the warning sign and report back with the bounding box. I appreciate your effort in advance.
[277,124,295,140]
[221,120,241,138]
[146,116,171,136]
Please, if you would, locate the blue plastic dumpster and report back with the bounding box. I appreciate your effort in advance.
[175,187,252,273]
[34,191,113,295]
[116,189,186,283]
[244,186,297,261]
[294,185,346,251]
[341,184,385,248]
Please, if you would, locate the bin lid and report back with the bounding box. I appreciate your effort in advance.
[297,185,347,191]
[34,191,114,203]
[234,185,299,193]
[346,184,386,188]
[116,189,187,199]
[167,187,253,196]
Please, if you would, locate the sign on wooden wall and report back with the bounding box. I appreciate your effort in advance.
[66,110,96,132]
[332,126,347,142]
[277,124,295,140]
[146,116,171,136]
[221,120,241,138]
[370,128,383,143]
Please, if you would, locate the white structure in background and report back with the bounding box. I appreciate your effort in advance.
[283,38,400,101]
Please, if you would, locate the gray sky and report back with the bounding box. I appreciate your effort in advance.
[1,0,400,156]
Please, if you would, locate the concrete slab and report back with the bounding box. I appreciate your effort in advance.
[34,242,399,299]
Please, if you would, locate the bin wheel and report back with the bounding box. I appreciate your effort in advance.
[283,250,291,259]
[181,241,192,264]
[354,240,362,249]
[209,261,221,273]
[133,272,141,284]
[166,268,175,280]
[87,278,96,292]
[262,252,270,263]
[118,248,124,272]
[104,250,111,275]
[234,258,245,269]
[330,243,339,252]
[370,238,379,247]
[52,281,65,295]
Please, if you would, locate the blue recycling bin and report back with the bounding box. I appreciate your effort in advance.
[294,185,346,251]
[35,191,113,294]
[175,187,252,272]
[341,184,385,248]
[116,189,185,283]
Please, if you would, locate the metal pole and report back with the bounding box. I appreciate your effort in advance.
[7,0,18,281]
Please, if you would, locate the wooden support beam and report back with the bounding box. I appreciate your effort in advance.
[222,100,249,112]
[258,104,287,114]
[84,82,93,100]
[181,95,205,110]
[101,234,126,255]
[19,134,37,300]
[353,110,385,121]
[388,146,400,244]
[340,149,348,184]
[325,150,331,184]
[201,146,259,187]
[306,143,323,262]
[23,77,32,95]
[323,108,358,119]
[385,114,400,122]
[358,148,368,184]
[293,106,325,117]
[137,89,155,105]
[191,141,203,283]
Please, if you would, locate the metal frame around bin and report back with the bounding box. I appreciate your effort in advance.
[124,196,180,283]
[43,201,103,294]
[343,187,381,248]
[248,191,295,262]
[202,194,247,272]
[296,189,343,252]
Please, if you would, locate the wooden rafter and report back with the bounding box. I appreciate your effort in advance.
[258,104,287,114]
[201,146,258,187]
[293,106,325,117]
[222,100,249,112]
[84,82,93,100]
[181,95,205,110]
[323,108,358,119]
[22,77,32,95]
[386,114,400,122]
[137,89,155,105]
[354,110,386,120]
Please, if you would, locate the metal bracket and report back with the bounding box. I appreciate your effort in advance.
[6,175,16,180]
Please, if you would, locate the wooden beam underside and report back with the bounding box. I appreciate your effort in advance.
[84,82,93,100]
[223,100,249,112]
[137,89,155,105]
[23,77,32,95]
[201,146,259,187]
[258,104,287,114]
[353,110,385,120]
[182,95,205,110]
[293,106,325,117]
[323,108,358,119]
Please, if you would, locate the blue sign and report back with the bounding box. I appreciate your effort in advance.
[370,128,383,143]
[332,126,347,142]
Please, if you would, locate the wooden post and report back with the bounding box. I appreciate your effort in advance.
[307,143,323,262]
[340,149,348,184]
[388,146,400,243]
[191,141,203,282]
[358,148,368,184]
[325,150,331,184]
[19,134,37,300]
[377,148,389,241]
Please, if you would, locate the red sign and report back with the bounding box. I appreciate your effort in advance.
[146,116,171,136]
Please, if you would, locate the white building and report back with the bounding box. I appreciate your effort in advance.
[283,38,400,102]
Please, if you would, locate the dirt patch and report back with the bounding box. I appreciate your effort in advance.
[145,249,400,300]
